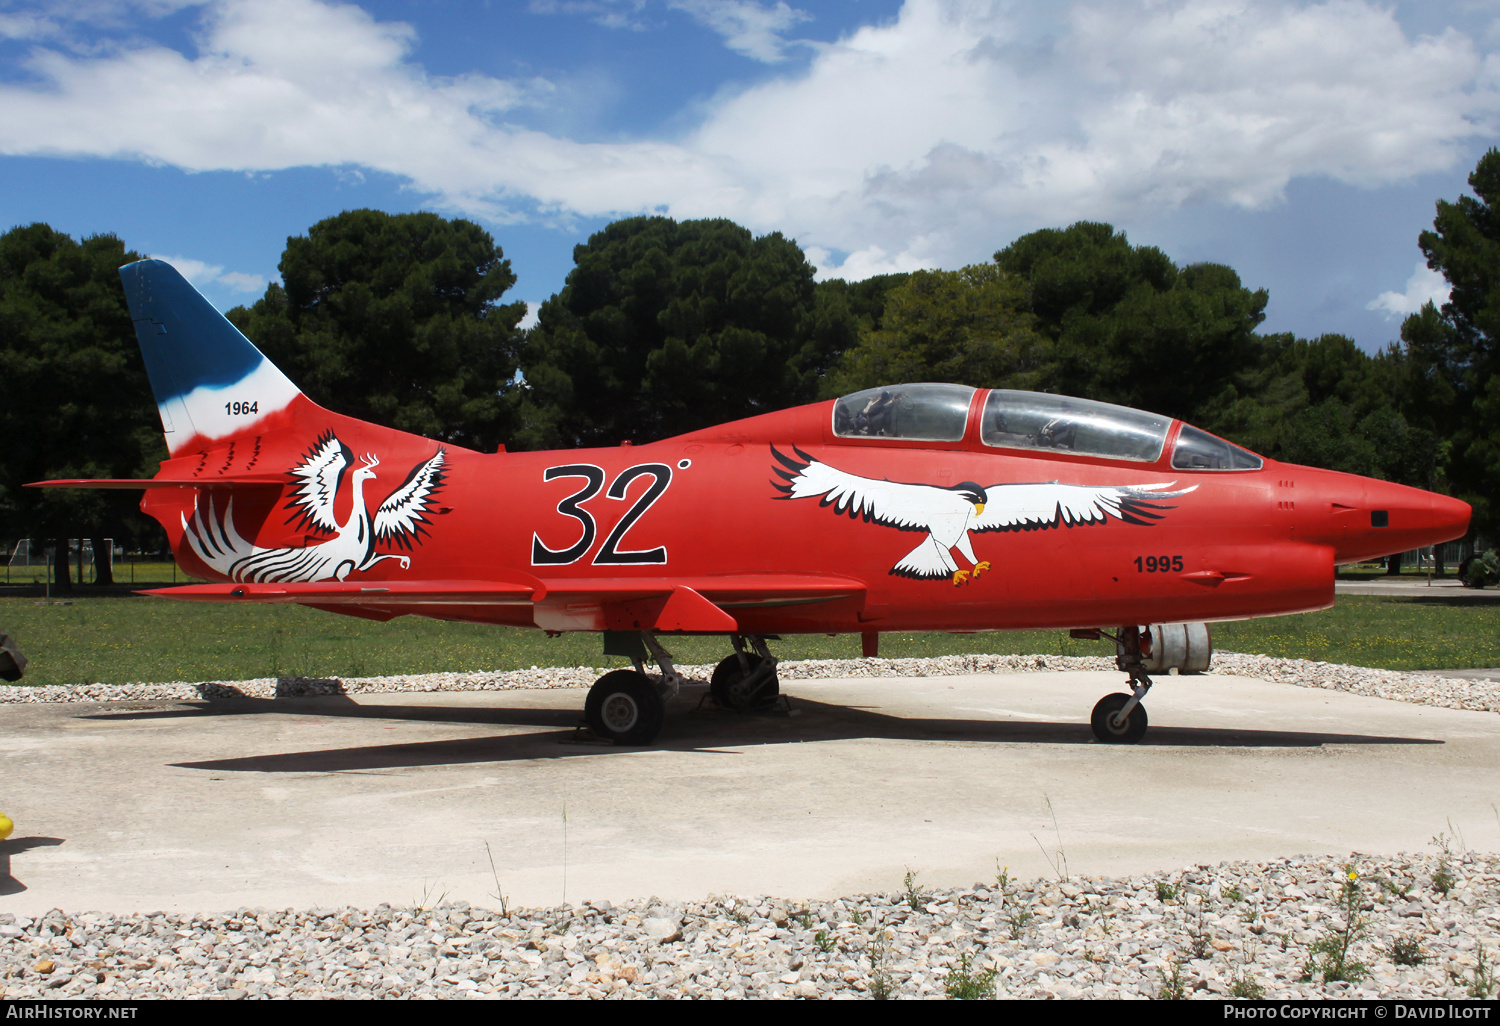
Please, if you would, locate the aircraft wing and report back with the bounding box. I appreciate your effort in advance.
[142,573,867,633]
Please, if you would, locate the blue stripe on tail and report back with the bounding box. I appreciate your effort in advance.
[119,259,266,405]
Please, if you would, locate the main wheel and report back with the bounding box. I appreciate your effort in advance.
[710,653,779,710]
[1090,693,1148,743]
[584,670,665,745]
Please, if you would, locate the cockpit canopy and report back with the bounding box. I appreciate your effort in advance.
[832,383,1263,469]
[833,384,975,442]
[981,390,1170,462]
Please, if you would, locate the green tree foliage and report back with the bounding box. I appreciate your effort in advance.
[1198,333,1440,488]
[228,210,525,452]
[512,216,855,449]
[0,224,161,586]
[1398,147,1500,530]
[995,222,1267,422]
[823,264,1044,396]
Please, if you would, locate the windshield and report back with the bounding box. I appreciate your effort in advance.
[1171,424,1264,470]
[832,384,976,442]
[980,390,1170,462]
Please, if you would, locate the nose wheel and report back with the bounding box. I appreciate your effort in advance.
[1090,692,1148,743]
[1088,625,1155,743]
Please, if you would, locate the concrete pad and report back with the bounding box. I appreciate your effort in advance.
[2,670,1498,915]
[1335,578,1500,599]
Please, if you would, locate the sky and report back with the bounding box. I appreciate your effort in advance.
[0,0,1496,350]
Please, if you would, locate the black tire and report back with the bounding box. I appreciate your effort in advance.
[584,670,665,745]
[710,653,780,710]
[1090,693,1148,743]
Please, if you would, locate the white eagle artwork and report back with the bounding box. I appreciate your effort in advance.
[183,432,447,583]
[771,445,1195,585]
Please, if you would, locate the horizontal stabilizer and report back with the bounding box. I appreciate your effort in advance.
[28,476,287,490]
[143,580,539,605]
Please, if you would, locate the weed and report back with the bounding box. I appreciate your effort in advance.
[1030,796,1068,882]
[814,929,836,954]
[1230,973,1266,1000]
[415,881,448,911]
[1156,881,1179,902]
[995,862,1011,893]
[730,908,750,926]
[868,940,894,999]
[1157,957,1186,1000]
[1431,829,1460,896]
[851,909,865,926]
[1467,944,1497,999]
[1302,866,1369,984]
[1243,906,1260,926]
[1005,908,1034,940]
[483,840,509,917]
[1224,886,1243,903]
[1390,936,1427,966]
[796,910,814,930]
[1189,899,1211,960]
[902,868,926,911]
[1379,876,1413,898]
[944,952,997,1000]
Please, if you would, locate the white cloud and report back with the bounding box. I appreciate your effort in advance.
[1367,260,1452,318]
[152,254,267,293]
[1,0,1495,280]
[518,301,540,329]
[0,12,60,40]
[666,0,812,61]
[528,0,648,32]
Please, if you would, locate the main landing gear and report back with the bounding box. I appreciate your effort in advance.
[582,633,782,746]
[710,634,780,711]
[1088,625,1153,744]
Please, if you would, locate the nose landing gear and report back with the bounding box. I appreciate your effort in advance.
[1089,625,1155,744]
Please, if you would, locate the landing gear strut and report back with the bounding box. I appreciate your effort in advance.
[1089,625,1154,744]
[710,634,780,710]
[582,632,686,746]
[581,632,785,744]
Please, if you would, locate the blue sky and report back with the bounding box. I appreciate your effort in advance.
[1,0,1495,350]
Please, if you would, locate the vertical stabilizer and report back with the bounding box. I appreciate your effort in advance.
[119,259,303,456]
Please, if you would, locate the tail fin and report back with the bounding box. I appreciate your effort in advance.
[120,259,303,456]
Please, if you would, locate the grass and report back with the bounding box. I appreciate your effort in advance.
[1,593,1498,687]
[3,560,202,588]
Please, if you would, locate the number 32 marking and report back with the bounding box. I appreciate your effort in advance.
[532,463,673,566]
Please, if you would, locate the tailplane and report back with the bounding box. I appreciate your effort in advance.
[120,259,303,456]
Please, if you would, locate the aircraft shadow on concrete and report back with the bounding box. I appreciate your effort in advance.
[161,689,1442,776]
[0,837,65,896]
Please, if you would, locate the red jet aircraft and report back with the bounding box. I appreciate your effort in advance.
[35,260,1472,744]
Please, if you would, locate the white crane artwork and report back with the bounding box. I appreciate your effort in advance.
[182,432,447,583]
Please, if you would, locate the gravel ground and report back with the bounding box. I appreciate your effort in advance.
[1,851,1496,999]
[3,652,1498,1000]
[2,650,1499,714]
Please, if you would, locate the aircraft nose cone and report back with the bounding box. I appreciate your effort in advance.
[1319,475,1472,564]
